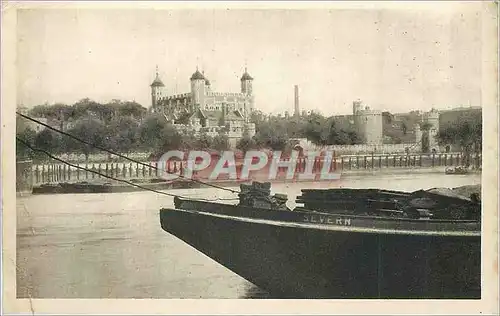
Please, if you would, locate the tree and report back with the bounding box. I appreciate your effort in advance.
[196,131,214,150]
[65,118,108,160]
[236,136,257,153]
[139,113,170,150]
[159,124,184,152]
[401,121,408,135]
[34,129,64,155]
[212,133,230,151]
[437,118,482,167]
[16,127,37,160]
[107,116,140,153]
[254,119,289,151]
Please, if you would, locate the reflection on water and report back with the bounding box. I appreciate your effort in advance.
[16,173,481,298]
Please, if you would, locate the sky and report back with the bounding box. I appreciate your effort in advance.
[16,2,485,115]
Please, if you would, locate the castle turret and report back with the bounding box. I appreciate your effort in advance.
[240,67,253,95]
[190,67,206,110]
[204,72,212,92]
[150,66,165,109]
[353,100,383,145]
[352,99,362,115]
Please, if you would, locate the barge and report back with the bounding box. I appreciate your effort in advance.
[159,182,481,299]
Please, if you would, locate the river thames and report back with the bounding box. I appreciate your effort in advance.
[16,172,481,298]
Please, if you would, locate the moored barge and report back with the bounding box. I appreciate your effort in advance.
[159,182,481,299]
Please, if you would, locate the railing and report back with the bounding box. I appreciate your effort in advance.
[30,152,482,185]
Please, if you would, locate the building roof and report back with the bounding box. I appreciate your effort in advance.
[240,68,253,81]
[225,110,245,121]
[150,74,165,87]
[200,110,223,120]
[198,109,245,122]
[174,111,196,125]
[190,69,206,80]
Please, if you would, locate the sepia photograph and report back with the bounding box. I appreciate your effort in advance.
[2,1,499,314]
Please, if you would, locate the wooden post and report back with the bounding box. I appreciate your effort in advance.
[92,164,96,179]
[136,163,139,177]
[371,153,374,169]
[129,163,133,178]
[393,156,396,167]
[142,164,146,177]
[149,162,152,177]
[349,157,352,170]
[399,156,402,167]
[76,165,80,180]
[123,164,127,178]
[155,162,159,177]
[444,154,447,166]
[432,153,435,167]
[364,156,367,169]
[340,157,344,171]
[41,165,45,183]
[413,155,416,167]
[456,153,460,165]
[85,164,89,179]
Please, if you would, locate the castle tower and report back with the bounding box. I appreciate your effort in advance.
[150,66,165,109]
[353,100,383,145]
[190,67,206,110]
[352,99,362,115]
[240,67,253,95]
[203,71,212,92]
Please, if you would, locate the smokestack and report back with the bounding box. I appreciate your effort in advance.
[294,85,300,117]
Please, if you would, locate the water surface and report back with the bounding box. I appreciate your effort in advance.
[16,173,481,298]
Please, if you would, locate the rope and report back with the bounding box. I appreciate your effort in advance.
[16,137,239,202]
[16,112,239,194]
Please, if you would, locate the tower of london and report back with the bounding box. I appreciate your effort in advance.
[150,66,256,147]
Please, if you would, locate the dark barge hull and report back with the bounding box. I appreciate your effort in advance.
[160,203,481,299]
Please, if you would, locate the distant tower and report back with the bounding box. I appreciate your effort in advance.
[353,100,383,145]
[203,71,212,92]
[294,85,300,117]
[421,108,440,151]
[190,67,206,110]
[240,67,253,95]
[352,99,362,115]
[150,65,165,109]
